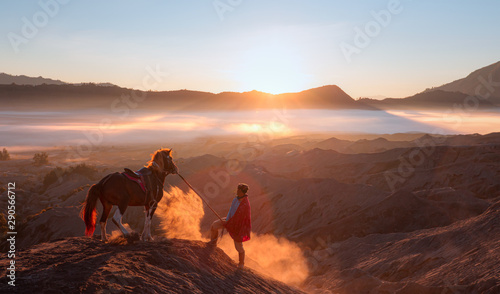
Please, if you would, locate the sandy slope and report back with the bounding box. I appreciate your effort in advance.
[0,236,304,294]
[304,199,500,293]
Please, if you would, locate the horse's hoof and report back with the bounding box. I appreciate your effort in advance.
[141,235,153,242]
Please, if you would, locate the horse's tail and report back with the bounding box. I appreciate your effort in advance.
[80,181,103,237]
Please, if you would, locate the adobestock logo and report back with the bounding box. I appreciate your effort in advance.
[213,0,243,21]
[7,0,71,54]
[340,0,404,63]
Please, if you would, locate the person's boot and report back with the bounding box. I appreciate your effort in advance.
[206,230,218,246]
[238,252,245,269]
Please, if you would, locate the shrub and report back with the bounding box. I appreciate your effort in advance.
[33,152,49,166]
[66,163,98,179]
[43,164,98,188]
[43,167,64,187]
[0,148,10,161]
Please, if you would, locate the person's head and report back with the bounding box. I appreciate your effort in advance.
[237,183,249,196]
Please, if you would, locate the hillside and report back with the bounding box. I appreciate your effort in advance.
[431,60,500,99]
[0,237,304,293]
[1,133,499,293]
[360,90,498,109]
[304,198,500,293]
[359,60,500,109]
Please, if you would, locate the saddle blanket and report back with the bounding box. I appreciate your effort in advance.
[122,172,147,193]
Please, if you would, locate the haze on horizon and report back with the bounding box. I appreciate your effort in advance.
[1,0,500,98]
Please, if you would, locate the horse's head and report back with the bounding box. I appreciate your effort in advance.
[149,148,178,175]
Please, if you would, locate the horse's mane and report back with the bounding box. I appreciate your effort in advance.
[145,148,171,168]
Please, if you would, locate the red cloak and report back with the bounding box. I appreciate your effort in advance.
[225,196,251,242]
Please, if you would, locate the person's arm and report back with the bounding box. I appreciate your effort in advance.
[226,198,239,221]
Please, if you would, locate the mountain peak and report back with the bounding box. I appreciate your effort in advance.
[300,84,343,93]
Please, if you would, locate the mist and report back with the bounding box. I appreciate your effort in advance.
[3,109,499,148]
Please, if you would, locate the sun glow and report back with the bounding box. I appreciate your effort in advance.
[234,41,313,94]
[226,122,292,136]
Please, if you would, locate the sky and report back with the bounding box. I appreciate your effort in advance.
[1,0,499,98]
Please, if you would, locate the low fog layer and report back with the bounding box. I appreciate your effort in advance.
[3,109,500,148]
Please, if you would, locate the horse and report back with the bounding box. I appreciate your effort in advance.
[80,148,178,241]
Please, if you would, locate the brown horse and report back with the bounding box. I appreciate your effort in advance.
[81,148,178,241]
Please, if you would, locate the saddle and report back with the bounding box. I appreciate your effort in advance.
[122,167,160,206]
[124,168,144,179]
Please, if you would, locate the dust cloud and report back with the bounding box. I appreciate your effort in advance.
[218,233,309,286]
[156,187,204,240]
[156,187,309,286]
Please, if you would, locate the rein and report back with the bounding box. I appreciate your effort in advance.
[178,174,224,223]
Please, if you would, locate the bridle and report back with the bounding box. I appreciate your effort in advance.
[148,152,176,206]
[152,152,177,175]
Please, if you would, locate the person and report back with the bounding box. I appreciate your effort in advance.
[208,183,251,269]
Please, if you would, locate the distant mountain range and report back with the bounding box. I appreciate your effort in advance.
[0,83,371,111]
[359,90,499,109]
[361,60,500,109]
[0,73,66,86]
[1,61,499,111]
[0,73,116,87]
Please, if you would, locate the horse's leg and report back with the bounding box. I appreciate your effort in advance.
[112,204,130,237]
[148,202,158,239]
[147,204,158,240]
[100,201,112,242]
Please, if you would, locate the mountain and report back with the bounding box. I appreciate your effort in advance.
[0,73,117,87]
[312,136,415,153]
[277,85,371,109]
[314,137,353,151]
[430,60,500,99]
[0,83,372,111]
[0,73,67,85]
[2,60,500,111]
[360,89,498,109]
[360,61,500,109]
[0,236,304,293]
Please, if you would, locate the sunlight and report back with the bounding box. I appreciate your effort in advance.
[386,110,500,134]
[234,41,313,94]
[226,122,292,136]
[18,115,213,133]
